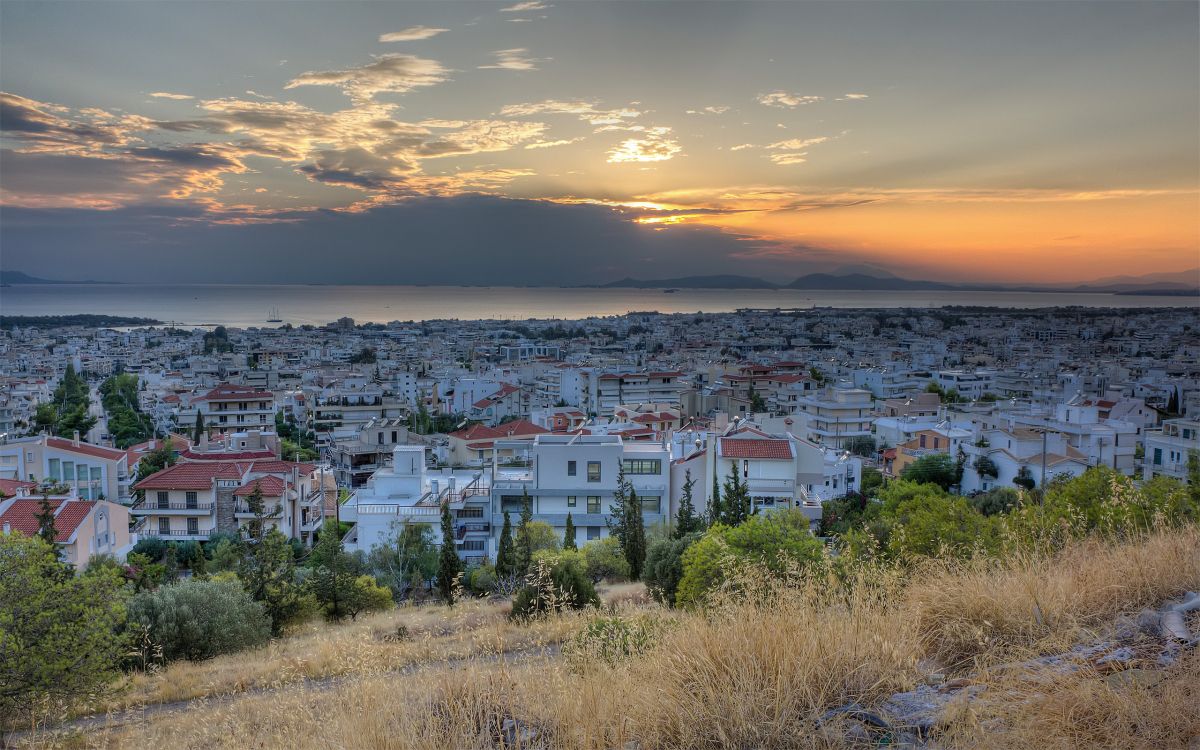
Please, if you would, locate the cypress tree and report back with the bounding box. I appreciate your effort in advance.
[722,460,749,526]
[674,469,703,538]
[193,409,205,444]
[626,486,646,579]
[496,511,516,578]
[563,512,577,550]
[436,503,460,606]
[35,493,58,544]
[709,468,722,526]
[515,487,534,577]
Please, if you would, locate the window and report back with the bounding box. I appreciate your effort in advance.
[586,526,601,540]
[186,518,198,535]
[458,506,484,518]
[621,459,662,475]
[1154,448,1162,466]
[157,491,169,509]
[640,495,661,514]
[462,540,486,552]
[567,495,577,507]
[567,460,577,476]
[158,518,170,535]
[586,461,601,482]
[185,491,198,509]
[587,496,601,514]
[48,458,60,481]
[501,495,524,512]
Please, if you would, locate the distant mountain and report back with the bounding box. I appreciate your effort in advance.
[1,270,117,285]
[825,264,901,280]
[1081,268,1200,288]
[783,272,958,291]
[598,275,778,289]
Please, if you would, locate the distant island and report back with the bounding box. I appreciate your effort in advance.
[0,314,162,329]
[1,270,120,285]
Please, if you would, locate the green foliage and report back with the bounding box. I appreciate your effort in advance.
[125,552,167,591]
[565,613,666,667]
[366,522,437,598]
[674,469,704,537]
[525,520,560,556]
[349,346,377,364]
[238,529,310,635]
[510,552,599,620]
[643,533,701,607]
[241,482,278,542]
[880,482,1001,559]
[860,467,884,498]
[1013,465,1036,490]
[974,455,1000,479]
[900,453,959,490]
[99,374,153,448]
[495,511,517,579]
[35,494,57,544]
[709,469,722,526]
[207,538,242,574]
[563,512,577,550]
[35,363,97,438]
[676,509,825,607]
[127,578,270,662]
[844,435,877,457]
[581,536,630,583]
[515,488,534,577]
[436,504,461,606]
[202,325,233,354]
[970,487,1021,516]
[309,519,374,620]
[137,441,177,480]
[720,460,751,526]
[281,438,319,462]
[0,533,128,728]
[466,564,497,596]
[193,409,205,444]
[607,465,647,579]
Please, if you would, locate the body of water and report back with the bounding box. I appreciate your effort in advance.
[0,284,1194,327]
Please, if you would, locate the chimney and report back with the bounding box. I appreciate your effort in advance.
[72,430,80,447]
[2,523,8,534]
[430,479,439,498]
[200,431,209,450]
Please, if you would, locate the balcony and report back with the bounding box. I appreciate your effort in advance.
[132,501,215,515]
[140,529,211,540]
[746,477,795,495]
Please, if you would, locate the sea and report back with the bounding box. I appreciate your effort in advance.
[0,284,1195,328]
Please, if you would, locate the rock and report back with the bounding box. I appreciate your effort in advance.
[1104,668,1167,690]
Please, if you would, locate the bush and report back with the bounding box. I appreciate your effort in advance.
[565,614,668,668]
[900,453,959,490]
[511,552,599,620]
[676,510,825,608]
[970,487,1021,516]
[643,533,700,607]
[466,564,497,596]
[581,536,630,583]
[130,537,168,562]
[127,577,271,662]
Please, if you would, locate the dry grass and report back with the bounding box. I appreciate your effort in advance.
[22,526,1200,749]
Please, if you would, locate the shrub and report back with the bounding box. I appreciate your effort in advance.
[130,537,167,562]
[643,533,700,607]
[676,510,825,608]
[511,553,599,620]
[880,481,1000,559]
[466,564,497,596]
[970,487,1021,516]
[565,614,668,668]
[581,536,630,583]
[126,577,271,662]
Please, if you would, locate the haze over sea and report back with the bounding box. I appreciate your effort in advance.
[1,284,1195,327]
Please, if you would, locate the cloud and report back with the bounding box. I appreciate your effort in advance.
[757,91,823,108]
[607,127,682,163]
[501,1,548,11]
[0,92,149,153]
[768,137,829,150]
[479,48,545,71]
[149,92,194,100]
[729,143,756,151]
[838,93,869,101]
[766,136,830,166]
[524,137,583,149]
[686,105,730,115]
[296,146,415,191]
[379,26,449,42]
[285,53,448,102]
[768,152,810,165]
[500,99,640,125]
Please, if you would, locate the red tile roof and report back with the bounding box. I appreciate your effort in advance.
[233,476,286,497]
[248,460,315,475]
[179,448,278,461]
[0,478,37,497]
[0,499,92,539]
[194,383,274,402]
[449,420,549,443]
[135,461,246,490]
[44,437,126,461]
[718,437,795,460]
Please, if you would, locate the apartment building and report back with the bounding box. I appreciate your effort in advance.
[490,434,670,549]
[1143,417,1200,483]
[328,417,412,488]
[934,370,996,400]
[342,446,492,563]
[795,387,875,449]
[595,371,685,413]
[0,494,134,568]
[960,427,1090,493]
[193,383,276,436]
[0,433,131,502]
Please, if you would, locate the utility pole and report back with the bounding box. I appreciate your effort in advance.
[1040,428,1048,505]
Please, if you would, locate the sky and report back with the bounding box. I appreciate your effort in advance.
[1,0,1197,286]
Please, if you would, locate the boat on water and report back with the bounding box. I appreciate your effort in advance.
[266,306,283,322]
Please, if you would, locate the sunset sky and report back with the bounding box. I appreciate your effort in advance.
[1,1,1197,285]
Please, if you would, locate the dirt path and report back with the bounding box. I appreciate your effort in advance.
[10,643,562,742]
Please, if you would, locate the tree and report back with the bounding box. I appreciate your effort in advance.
[0,533,128,734]
[366,522,438,599]
[880,482,999,559]
[515,488,534,577]
[900,453,959,490]
[563,512,577,550]
[581,536,630,583]
[1013,465,1037,491]
[35,493,58,544]
[674,469,704,538]
[309,519,362,620]
[607,465,646,579]
[238,529,309,635]
[495,511,517,579]
[860,467,884,498]
[524,521,560,555]
[644,533,701,607]
[510,551,599,620]
[721,461,750,526]
[970,487,1020,516]
[676,510,825,607]
[709,469,722,526]
[137,441,176,480]
[749,385,767,413]
[127,578,270,662]
[973,455,1000,480]
[241,482,279,543]
[844,435,877,458]
[436,503,461,605]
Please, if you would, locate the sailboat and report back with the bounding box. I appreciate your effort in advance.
[266,306,283,323]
